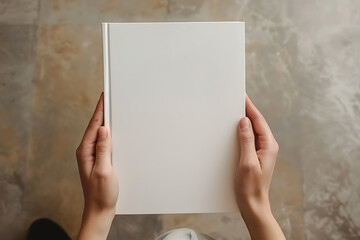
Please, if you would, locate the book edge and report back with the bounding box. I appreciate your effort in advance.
[102,23,111,130]
[102,21,244,25]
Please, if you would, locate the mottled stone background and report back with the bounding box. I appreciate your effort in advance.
[0,0,359,239]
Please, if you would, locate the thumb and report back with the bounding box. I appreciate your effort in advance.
[238,117,256,161]
[95,126,112,170]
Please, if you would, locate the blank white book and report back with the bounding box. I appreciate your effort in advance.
[102,22,245,214]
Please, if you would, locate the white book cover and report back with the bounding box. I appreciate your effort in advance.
[102,22,245,214]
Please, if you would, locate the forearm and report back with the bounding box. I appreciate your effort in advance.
[77,208,115,240]
[240,200,286,240]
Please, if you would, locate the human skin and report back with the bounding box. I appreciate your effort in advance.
[75,93,285,240]
[76,93,118,240]
[235,95,286,240]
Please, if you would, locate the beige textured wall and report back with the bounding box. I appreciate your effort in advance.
[0,1,359,239]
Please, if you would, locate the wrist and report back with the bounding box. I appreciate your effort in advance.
[238,196,282,239]
[78,207,115,240]
[238,194,272,223]
[239,199,285,240]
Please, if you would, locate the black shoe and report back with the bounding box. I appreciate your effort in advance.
[27,218,71,240]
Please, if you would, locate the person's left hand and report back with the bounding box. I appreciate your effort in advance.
[75,93,118,240]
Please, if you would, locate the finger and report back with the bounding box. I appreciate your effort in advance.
[93,127,112,173]
[81,92,104,146]
[76,144,94,178]
[238,117,257,163]
[245,94,274,142]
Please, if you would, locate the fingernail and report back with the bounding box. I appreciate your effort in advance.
[99,127,107,139]
[240,117,250,129]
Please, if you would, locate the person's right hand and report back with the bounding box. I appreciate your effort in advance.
[235,95,285,240]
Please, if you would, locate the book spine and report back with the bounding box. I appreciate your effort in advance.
[102,23,111,130]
